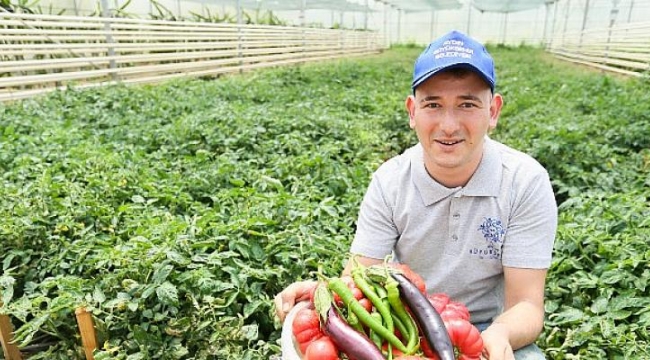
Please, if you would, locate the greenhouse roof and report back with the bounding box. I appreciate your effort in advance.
[205,0,374,12]
[380,0,463,12]
[471,0,558,13]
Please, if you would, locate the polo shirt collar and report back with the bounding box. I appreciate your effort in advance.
[410,138,503,206]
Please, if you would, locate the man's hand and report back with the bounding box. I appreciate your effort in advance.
[273,280,317,322]
[480,322,515,360]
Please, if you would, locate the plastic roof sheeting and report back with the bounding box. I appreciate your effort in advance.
[205,0,374,12]
[380,0,463,12]
[471,0,557,13]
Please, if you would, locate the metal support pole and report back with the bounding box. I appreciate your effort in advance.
[383,2,389,47]
[237,0,243,72]
[502,12,509,44]
[429,9,435,40]
[466,0,472,35]
[364,0,369,30]
[397,7,401,44]
[626,0,634,23]
[549,0,560,48]
[579,0,590,46]
[100,0,117,81]
[604,0,620,68]
[562,0,571,44]
[542,1,551,46]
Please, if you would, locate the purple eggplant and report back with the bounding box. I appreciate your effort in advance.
[324,306,384,360]
[391,272,455,360]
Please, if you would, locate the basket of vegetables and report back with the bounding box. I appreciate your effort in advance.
[281,261,484,360]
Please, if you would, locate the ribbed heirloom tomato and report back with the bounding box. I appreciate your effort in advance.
[291,307,324,353]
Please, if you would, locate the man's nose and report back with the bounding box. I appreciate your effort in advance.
[438,109,460,135]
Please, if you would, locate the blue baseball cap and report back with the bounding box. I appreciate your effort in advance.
[412,30,496,92]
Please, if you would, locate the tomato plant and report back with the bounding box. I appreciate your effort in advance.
[1,45,649,360]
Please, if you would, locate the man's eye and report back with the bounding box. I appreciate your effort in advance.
[460,102,477,108]
[424,103,439,108]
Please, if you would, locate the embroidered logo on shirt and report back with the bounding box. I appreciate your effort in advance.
[470,217,505,260]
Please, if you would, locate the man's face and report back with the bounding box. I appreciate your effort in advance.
[405,70,502,186]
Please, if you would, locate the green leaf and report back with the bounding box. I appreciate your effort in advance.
[590,297,608,314]
[0,275,15,305]
[313,282,332,320]
[131,195,146,203]
[156,282,179,306]
[548,307,585,325]
[151,264,174,284]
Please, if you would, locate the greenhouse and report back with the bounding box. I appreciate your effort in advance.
[1,0,650,359]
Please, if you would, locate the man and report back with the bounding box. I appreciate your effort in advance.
[275,30,557,360]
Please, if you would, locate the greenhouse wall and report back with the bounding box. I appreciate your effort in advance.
[21,0,650,45]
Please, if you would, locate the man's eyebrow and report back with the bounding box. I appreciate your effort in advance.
[419,95,441,103]
[459,94,483,102]
[419,94,483,103]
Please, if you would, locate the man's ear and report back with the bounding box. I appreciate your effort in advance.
[489,93,503,130]
[405,94,417,129]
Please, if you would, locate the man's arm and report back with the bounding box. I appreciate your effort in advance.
[480,267,547,360]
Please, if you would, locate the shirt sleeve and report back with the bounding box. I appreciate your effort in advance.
[502,168,558,268]
[350,172,400,260]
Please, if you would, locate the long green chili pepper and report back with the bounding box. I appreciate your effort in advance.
[347,311,365,334]
[352,268,395,336]
[386,280,420,353]
[327,277,409,353]
[391,311,409,341]
[369,312,384,349]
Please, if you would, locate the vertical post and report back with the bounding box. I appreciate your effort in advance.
[75,308,97,360]
[0,312,23,360]
[502,12,509,44]
[237,0,243,72]
[300,0,306,59]
[100,0,118,81]
[364,0,368,30]
[364,0,369,52]
[383,2,389,47]
[396,7,401,44]
[429,9,435,40]
[562,0,571,44]
[549,0,560,48]
[604,0,620,69]
[340,11,344,53]
[626,0,634,23]
[542,1,551,47]
[466,0,472,35]
[579,0,590,46]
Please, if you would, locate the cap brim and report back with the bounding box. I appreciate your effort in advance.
[412,63,495,91]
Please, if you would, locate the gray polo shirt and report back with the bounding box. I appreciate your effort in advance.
[350,138,557,323]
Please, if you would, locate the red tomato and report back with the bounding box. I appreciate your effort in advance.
[304,336,340,360]
[440,301,471,321]
[445,318,484,359]
[393,356,437,360]
[358,297,373,312]
[291,307,323,353]
[388,263,427,294]
[419,335,441,359]
[427,293,450,313]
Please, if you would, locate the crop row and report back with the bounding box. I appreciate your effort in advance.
[1,45,649,359]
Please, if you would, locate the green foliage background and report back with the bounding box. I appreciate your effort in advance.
[1,45,649,359]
